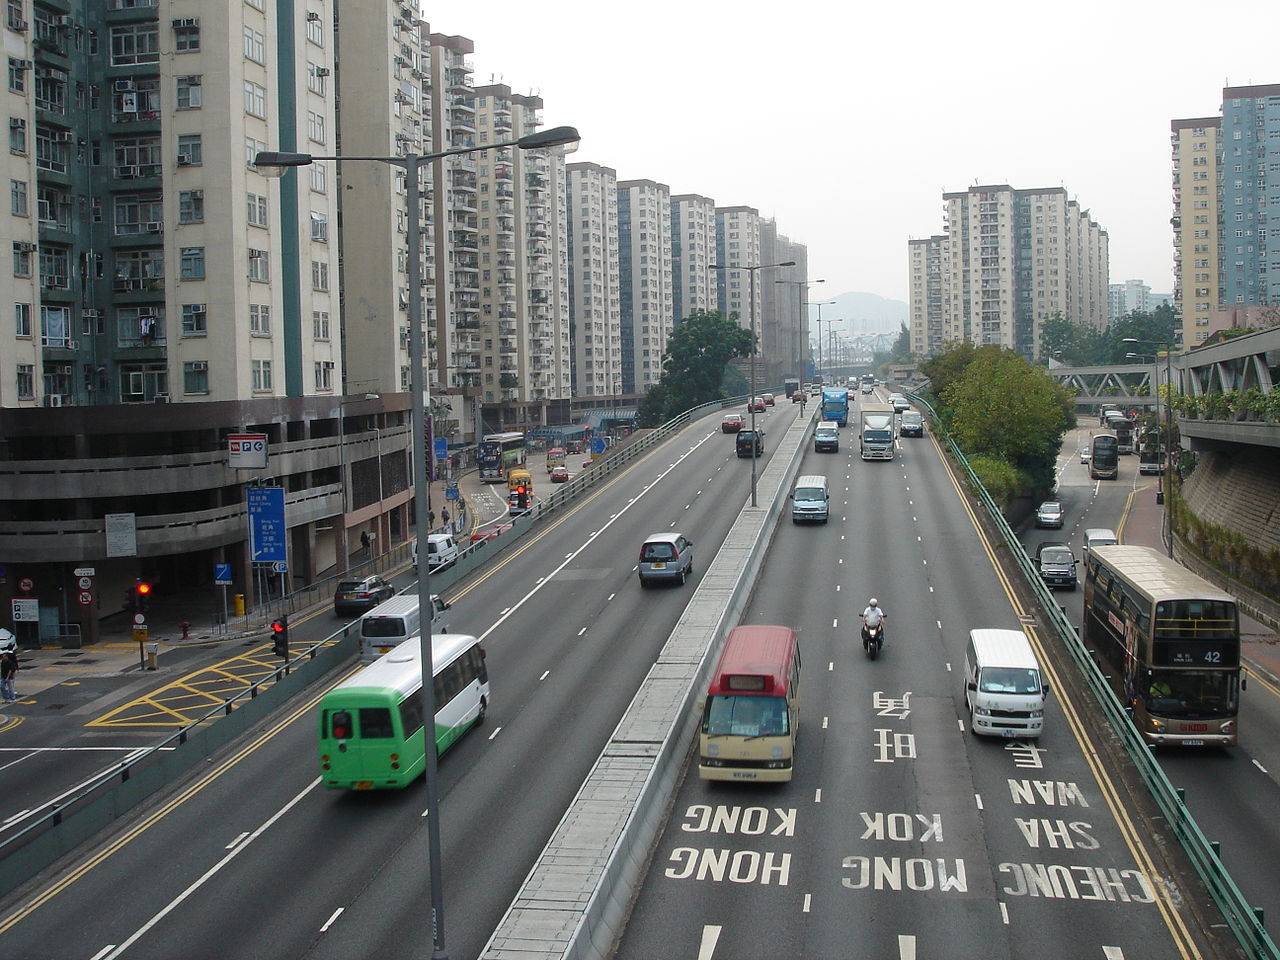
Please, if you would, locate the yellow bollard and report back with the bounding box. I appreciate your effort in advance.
[234,593,246,617]
[147,642,159,671]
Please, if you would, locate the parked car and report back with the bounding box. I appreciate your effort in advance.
[333,575,395,617]
[550,465,570,483]
[637,532,695,587]
[736,429,765,458]
[762,392,775,406]
[1035,541,1078,590]
[1035,501,1064,528]
[721,413,744,433]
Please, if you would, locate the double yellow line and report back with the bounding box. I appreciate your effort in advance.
[929,430,1201,959]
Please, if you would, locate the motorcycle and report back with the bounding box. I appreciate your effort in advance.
[862,621,884,660]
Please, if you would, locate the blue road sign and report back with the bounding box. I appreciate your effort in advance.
[591,437,607,456]
[247,487,287,563]
[445,486,460,500]
[214,563,233,585]
[433,436,448,460]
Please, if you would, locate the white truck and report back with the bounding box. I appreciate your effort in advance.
[859,402,896,461]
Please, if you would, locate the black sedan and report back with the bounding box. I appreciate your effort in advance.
[333,575,395,616]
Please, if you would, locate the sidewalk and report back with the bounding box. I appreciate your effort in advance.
[1118,477,1280,686]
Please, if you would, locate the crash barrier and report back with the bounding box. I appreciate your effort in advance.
[482,402,816,959]
[906,391,1278,960]
[0,630,355,899]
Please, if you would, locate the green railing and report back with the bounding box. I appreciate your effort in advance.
[908,390,1278,960]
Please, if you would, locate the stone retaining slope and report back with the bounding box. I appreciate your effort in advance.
[1181,448,1280,554]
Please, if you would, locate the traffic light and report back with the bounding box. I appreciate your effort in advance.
[135,581,151,613]
[271,617,289,659]
[516,486,529,510]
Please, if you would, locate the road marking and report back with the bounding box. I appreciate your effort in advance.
[936,620,942,629]
[1253,758,1268,775]
[835,585,840,592]
[697,925,722,960]
[320,907,344,932]
[974,793,983,809]
[827,662,833,671]
[539,670,549,681]
[815,788,822,802]
[898,934,916,959]
[488,726,502,740]
[999,902,1009,925]
[832,618,838,628]
[929,586,935,593]
[89,948,114,960]
[802,893,812,913]
[224,832,248,850]
[1103,948,1125,959]
[944,662,951,671]
[822,717,828,729]
[577,627,587,636]
[957,719,965,732]
[99,778,320,959]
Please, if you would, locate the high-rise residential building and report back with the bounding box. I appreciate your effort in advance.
[616,179,672,394]
[1217,85,1280,308]
[1109,279,1153,321]
[909,185,1109,359]
[715,205,762,326]
[1170,117,1221,347]
[670,193,716,323]
[908,236,947,357]
[760,219,809,382]
[566,162,620,397]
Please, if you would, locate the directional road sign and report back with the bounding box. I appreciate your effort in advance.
[247,486,287,563]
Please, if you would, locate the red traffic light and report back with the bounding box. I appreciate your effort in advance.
[136,583,151,595]
[271,620,285,634]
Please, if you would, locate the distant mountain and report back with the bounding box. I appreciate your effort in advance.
[810,292,907,335]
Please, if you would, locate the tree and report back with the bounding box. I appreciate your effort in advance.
[634,310,754,426]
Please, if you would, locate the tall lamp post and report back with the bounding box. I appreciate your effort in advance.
[774,278,824,382]
[710,259,795,506]
[1123,337,1174,558]
[256,124,580,960]
[811,302,836,381]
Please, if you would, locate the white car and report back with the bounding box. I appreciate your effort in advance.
[1079,446,1091,464]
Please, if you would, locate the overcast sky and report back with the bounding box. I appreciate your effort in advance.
[443,0,1275,307]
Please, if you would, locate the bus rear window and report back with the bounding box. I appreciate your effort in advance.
[358,707,395,738]
[328,710,352,740]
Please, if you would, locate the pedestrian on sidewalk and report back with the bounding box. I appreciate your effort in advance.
[0,629,18,703]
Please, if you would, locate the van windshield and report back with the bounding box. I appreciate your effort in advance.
[702,695,789,737]
[795,487,824,501]
[979,667,1042,695]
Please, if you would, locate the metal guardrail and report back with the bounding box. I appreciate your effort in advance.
[907,390,1278,960]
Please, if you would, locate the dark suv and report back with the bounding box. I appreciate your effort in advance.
[736,429,765,458]
[333,575,396,616]
[1034,542,1078,590]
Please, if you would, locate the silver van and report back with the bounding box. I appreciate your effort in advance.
[790,475,829,524]
[814,422,839,453]
[964,629,1049,739]
[356,593,451,662]
[1083,528,1118,560]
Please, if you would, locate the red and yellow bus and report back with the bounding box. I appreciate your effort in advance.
[699,625,801,782]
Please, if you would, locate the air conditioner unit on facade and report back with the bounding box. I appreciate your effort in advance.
[172,18,199,28]
[153,393,170,403]
[145,221,162,232]
[55,15,73,27]
[45,394,63,407]
[54,130,72,142]
[306,12,321,22]
[176,154,193,165]
[14,59,32,71]
[117,164,137,177]
[83,308,101,319]
[67,339,79,350]
[315,66,330,77]
[114,79,134,92]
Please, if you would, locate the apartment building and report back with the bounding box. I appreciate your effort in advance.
[670,193,716,323]
[714,205,762,327]
[1169,118,1221,347]
[1218,85,1280,310]
[616,179,672,393]
[1109,279,1153,321]
[759,219,808,382]
[566,161,621,396]
[908,235,947,357]
[910,184,1109,359]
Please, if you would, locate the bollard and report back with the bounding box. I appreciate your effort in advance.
[146,642,159,671]
[234,593,246,617]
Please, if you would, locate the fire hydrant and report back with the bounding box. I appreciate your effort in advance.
[179,620,192,641]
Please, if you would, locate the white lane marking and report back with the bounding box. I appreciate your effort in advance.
[913,516,917,522]
[697,490,702,496]
[670,520,677,527]
[0,746,152,834]
[838,558,843,564]
[487,726,502,740]
[1254,758,1268,774]
[945,662,952,672]
[802,893,812,913]
[929,586,934,593]
[2,809,31,826]
[698,925,722,960]
[917,536,922,542]
[835,585,840,592]
[565,553,573,559]
[477,432,717,644]
[320,907,344,932]
[898,935,916,959]
[975,793,984,809]
[822,717,828,729]
[607,593,615,601]
[577,627,587,636]
[224,832,249,850]
[539,670,549,681]
[937,620,942,629]
[832,618,839,628]
[841,535,846,540]
[999,903,1010,925]
[89,948,115,960]
[815,787,823,802]
[958,719,965,731]
[828,662,834,671]
[100,778,321,960]
[1103,948,1124,959]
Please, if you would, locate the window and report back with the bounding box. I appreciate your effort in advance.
[248,248,269,281]
[36,126,69,173]
[113,249,164,289]
[307,110,325,144]
[249,303,270,336]
[243,81,266,118]
[110,23,159,66]
[15,301,32,337]
[182,360,208,394]
[9,57,28,94]
[245,136,266,168]
[310,210,327,241]
[10,178,27,215]
[314,360,333,391]
[9,116,26,154]
[251,358,272,392]
[312,309,330,340]
[176,75,202,110]
[181,302,206,335]
[16,363,34,400]
[306,13,323,45]
[246,193,268,227]
[40,305,70,345]
[243,26,265,63]
[174,24,200,52]
[114,135,161,175]
[309,162,326,194]
[117,305,164,347]
[177,133,202,165]
[178,189,204,223]
[179,246,205,280]
[311,259,328,290]
[13,242,32,277]
[307,62,326,95]
[114,191,163,235]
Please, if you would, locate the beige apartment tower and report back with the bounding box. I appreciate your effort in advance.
[671,194,717,323]
[1169,118,1221,347]
[617,179,673,393]
[566,162,622,397]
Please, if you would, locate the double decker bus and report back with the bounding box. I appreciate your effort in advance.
[1083,545,1239,747]
[699,625,800,782]
[318,633,489,789]
[1107,415,1134,454]
[477,431,526,482]
[1089,433,1118,480]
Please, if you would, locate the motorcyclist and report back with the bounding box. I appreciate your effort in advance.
[860,599,886,649]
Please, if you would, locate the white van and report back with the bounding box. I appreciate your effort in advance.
[963,628,1049,739]
[1083,528,1118,560]
[424,533,460,570]
[356,593,451,662]
[790,475,830,524]
[814,422,839,453]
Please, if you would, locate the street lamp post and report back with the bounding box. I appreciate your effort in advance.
[256,124,580,960]
[1123,337,1175,558]
[710,259,795,507]
[774,278,824,382]
[810,302,836,382]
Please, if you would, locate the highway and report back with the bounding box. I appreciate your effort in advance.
[613,397,1236,960]
[0,400,806,960]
